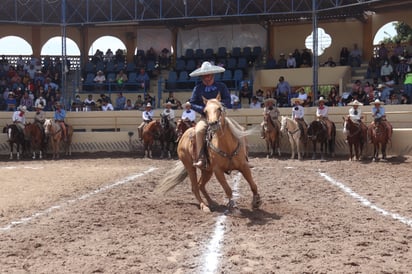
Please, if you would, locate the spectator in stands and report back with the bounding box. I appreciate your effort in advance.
[286,53,296,68]
[115,48,125,64]
[239,81,252,104]
[249,96,261,109]
[327,86,340,106]
[296,87,308,105]
[115,69,128,90]
[230,90,239,106]
[322,57,336,67]
[104,48,114,62]
[115,92,126,111]
[100,94,112,104]
[134,94,144,110]
[93,70,106,91]
[44,77,59,91]
[71,94,83,111]
[5,91,16,111]
[144,93,154,106]
[386,93,399,105]
[275,76,291,107]
[377,43,389,62]
[392,41,404,64]
[84,94,96,111]
[255,89,264,103]
[124,99,134,110]
[400,94,410,104]
[277,53,287,69]
[159,48,171,69]
[366,57,380,79]
[265,54,277,69]
[301,48,312,67]
[349,43,362,67]
[404,64,412,100]
[101,98,114,111]
[339,47,350,66]
[395,57,409,84]
[146,47,157,62]
[300,58,310,68]
[165,92,181,110]
[20,91,33,111]
[380,61,393,81]
[34,95,46,109]
[363,81,374,104]
[292,49,302,68]
[136,68,150,90]
[377,84,391,103]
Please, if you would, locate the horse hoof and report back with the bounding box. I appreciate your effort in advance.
[200,204,211,213]
[252,194,262,209]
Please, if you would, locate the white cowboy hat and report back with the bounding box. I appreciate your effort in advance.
[291,97,304,104]
[347,100,363,106]
[35,104,44,109]
[19,105,27,112]
[183,101,191,107]
[163,101,176,107]
[377,84,386,89]
[318,96,327,103]
[145,102,152,108]
[189,61,225,77]
[373,99,384,105]
[264,98,277,104]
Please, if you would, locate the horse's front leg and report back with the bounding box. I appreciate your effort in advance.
[288,134,295,159]
[382,143,387,160]
[239,165,261,209]
[311,141,317,160]
[213,169,236,213]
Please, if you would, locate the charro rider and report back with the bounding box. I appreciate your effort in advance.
[12,105,27,137]
[33,103,47,143]
[368,98,393,142]
[315,97,333,140]
[189,61,232,168]
[54,102,68,142]
[346,99,367,143]
[261,98,280,139]
[137,102,154,141]
[180,101,196,126]
[162,101,176,130]
[291,97,307,142]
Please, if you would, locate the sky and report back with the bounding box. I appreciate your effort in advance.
[0,22,398,56]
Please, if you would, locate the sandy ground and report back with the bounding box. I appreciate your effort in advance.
[0,152,412,273]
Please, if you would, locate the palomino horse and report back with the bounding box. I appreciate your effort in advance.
[44,119,73,159]
[157,95,261,213]
[368,121,390,162]
[307,120,336,161]
[175,118,194,143]
[24,122,46,159]
[263,112,281,158]
[280,116,306,160]
[2,124,27,160]
[342,116,365,161]
[142,120,162,158]
[159,113,177,159]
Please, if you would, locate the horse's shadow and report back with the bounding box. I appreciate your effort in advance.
[210,203,281,225]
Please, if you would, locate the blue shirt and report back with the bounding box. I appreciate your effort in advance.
[54,108,66,121]
[189,81,232,115]
[372,106,385,119]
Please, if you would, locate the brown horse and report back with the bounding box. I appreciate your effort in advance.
[307,120,336,161]
[44,119,73,159]
[368,121,390,162]
[142,120,162,158]
[2,124,28,160]
[342,116,365,161]
[263,112,281,158]
[157,94,261,213]
[24,122,46,159]
[159,113,177,159]
[175,118,194,143]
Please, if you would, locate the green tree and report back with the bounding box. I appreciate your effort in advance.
[393,21,412,42]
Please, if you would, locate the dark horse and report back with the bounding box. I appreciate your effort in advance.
[175,118,194,143]
[142,120,162,158]
[342,116,366,161]
[157,94,261,213]
[159,113,177,159]
[368,121,390,162]
[307,120,336,161]
[2,124,27,160]
[24,122,46,159]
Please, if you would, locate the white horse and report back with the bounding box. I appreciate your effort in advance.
[280,116,305,160]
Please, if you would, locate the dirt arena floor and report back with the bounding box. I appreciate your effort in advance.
[1,152,412,273]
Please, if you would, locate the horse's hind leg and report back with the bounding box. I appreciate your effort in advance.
[198,170,215,212]
[382,143,387,160]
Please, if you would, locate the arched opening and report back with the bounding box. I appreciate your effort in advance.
[88,36,126,57]
[0,36,32,55]
[374,21,398,45]
[41,36,80,56]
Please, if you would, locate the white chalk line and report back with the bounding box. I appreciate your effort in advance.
[0,167,157,232]
[319,171,412,228]
[201,172,242,274]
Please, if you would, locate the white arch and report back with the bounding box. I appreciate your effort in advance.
[88,36,126,56]
[373,21,397,45]
[41,36,80,56]
[0,36,32,55]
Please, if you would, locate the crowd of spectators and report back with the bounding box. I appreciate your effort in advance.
[0,55,66,111]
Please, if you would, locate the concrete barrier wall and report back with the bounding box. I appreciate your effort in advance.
[1,104,412,157]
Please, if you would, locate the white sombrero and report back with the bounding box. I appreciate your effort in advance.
[347,100,363,106]
[372,99,384,105]
[189,61,225,77]
[264,98,277,104]
[318,96,327,103]
[163,101,176,107]
[291,97,304,104]
[19,105,27,112]
[146,102,152,108]
[183,101,191,107]
[35,104,44,109]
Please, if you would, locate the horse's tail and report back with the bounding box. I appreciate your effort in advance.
[225,117,259,137]
[155,161,188,194]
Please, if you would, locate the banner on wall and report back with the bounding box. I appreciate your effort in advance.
[177,24,267,57]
